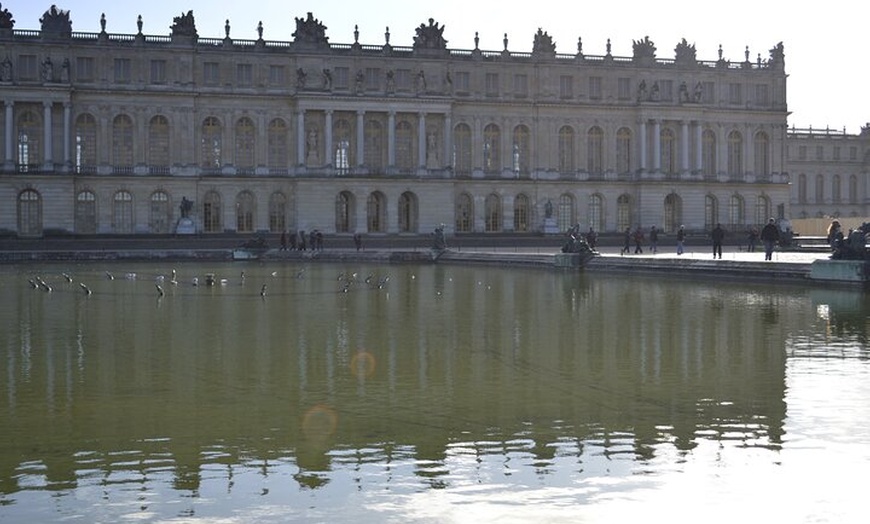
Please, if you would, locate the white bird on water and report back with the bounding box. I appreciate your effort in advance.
[79,283,92,295]
[155,284,165,297]
[260,284,267,297]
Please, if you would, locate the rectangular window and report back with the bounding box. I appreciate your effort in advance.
[728,83,742,104]
[203,62,219,86]
[236,63,252,86]
[815,145,824,161]
[702,81,715,103]
[150,59,166,84]
[850,146,857,161]
[455,71,470,93]
[755,84,770,106]
[114,58,131,84]
[798,145,806,160]
[560,75,574,99]
[365,67,381,91]
[18,55,37,81]
[396,69,411,91]
[617,77,631,100]
[485,73,499,96]
[833,146,840,161]
[659,80,673,101]
[588,76,602,100]
[75,56,94,82]
[334,67,349,89]
[513,74,528,97]
[269,65,285,85]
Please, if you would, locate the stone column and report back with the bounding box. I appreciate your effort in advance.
[638,119,647,172]
[324,110,333,167]
[356,110,365,167]
[43,101,53,168]
[63,103,71,167]
[744,125,754,176]
[387,111,396,167]
[694,121,703,173]
[296,110,305,166]
[651,119,660,172]
[4,101,13,170]
[418,112,426,168]
[680,120,689,174]
[443,113,452,169]
[717,124,727,176]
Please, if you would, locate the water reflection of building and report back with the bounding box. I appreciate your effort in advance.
[0,265,806,496]
[0,5,808,239]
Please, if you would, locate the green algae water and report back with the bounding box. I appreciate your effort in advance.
[1,261,868,523]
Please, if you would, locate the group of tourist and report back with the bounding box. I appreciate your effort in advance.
[279,229,324,251]
[826,219,868,260]
[612,220,783,260]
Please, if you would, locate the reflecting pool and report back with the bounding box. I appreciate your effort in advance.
[1,261,869,523]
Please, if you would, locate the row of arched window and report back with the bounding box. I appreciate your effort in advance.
[795,173,860,205]
[10,108,771,177]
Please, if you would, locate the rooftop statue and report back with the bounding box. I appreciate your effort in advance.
[532,28,556,55]
[413,18,447,50]
[40,4,71,35]
[293,12,328,44]
[0,3,15,30]
[632,35,656,62]
[769,41,785,67]
[170,10,197,38]
[674,38,696,65]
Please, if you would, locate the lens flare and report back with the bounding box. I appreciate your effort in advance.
[350,350,376,379]
[302,404,338,441]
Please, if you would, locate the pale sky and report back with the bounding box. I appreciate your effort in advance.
[8,0,868,134]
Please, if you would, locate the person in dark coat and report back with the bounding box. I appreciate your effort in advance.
[760,218,780,261]
[676,225,686,255]
[711,223,725,259]
[622,227,631,255]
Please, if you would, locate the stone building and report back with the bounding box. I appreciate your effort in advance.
[0,6,802,238]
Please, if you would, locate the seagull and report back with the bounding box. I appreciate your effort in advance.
[155,284,165,297]
[79,283,92,295]
[260,284,267,297]
[105,271,114,280]
[62,272,73,283]
[28,279,38,289]
[191,277,199,286]
[295,268,306,279]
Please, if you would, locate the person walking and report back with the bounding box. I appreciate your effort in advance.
[649,225,659,254]
[747,227,758,252]
[711,223,725,259]
[676,225,686,255]
[280,230,288,251]
[760,218,780,261]
[633,226,645,254]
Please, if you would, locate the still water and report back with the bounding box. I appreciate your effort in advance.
[1,261,868,523]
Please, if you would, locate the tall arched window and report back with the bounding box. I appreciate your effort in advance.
[112,114,134,170]
[364,119,385,171]
[587,126,603,175]
[727,130,743,177]
[755,195,771,226]
[112,190,133,233]
[75,113,97,174]
[454,123,472,175]
[484,193,502,232]
[267,118,288,172]
[455,192,473,233]
[702,129,716,176]
[753,131,770,176]
[558,126,575,174]
[512,125,530,175]
[705,194,718,230]
[661,127,676,175]
[798,174,807,203]
[234,117,255,170]
[148,115,170,171]
[17,110,41,171]
[335,191,355,233]
[203,190,222,233]
[617,194,632,232]
[334,118,352,174]
[815,174,825,204]
[483,124,501,174]
[201,117,222,169]
[149,191,170,233]
[664,193,682,232]
[849,175,859,204]
[367,191,387,232]
[513,193,530,232]
[75,190,97,234]
[616,127,632,175]
[398,191,418,233]
[558,193,575,232]
[269,192,287,233]
[395,120,414,173]
[236,191,255,232]
[832,175,842,203]
[588,194,604,232]
[728,194,745,227]
[17,189,42,237]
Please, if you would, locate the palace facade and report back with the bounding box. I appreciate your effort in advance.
[0,5,861,239]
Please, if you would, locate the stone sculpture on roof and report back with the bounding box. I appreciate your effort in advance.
[769,42,785,68]
[293,12,328,44]
[413,18,447,50]
[0,3,14,29]
[632,35,656,63]
[40,4,71,36]
[170,10,197,37]
[674,38,697,66]
[532,28,556,56]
